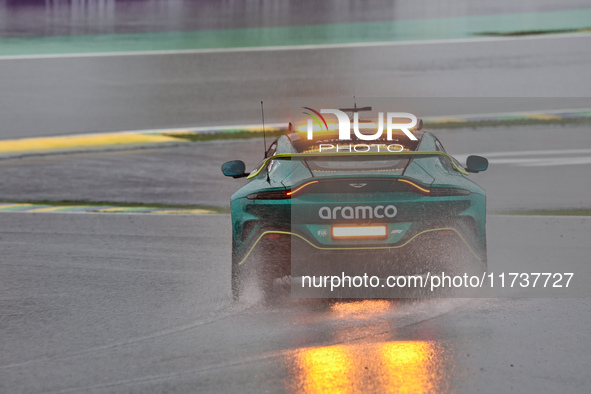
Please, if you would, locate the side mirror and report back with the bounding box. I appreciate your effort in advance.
[222,160,248,178]
[465,155,488,173]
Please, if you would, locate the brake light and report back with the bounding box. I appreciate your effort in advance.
[247,181,319,200]
[246,190,290,200]
[398,179,470,196]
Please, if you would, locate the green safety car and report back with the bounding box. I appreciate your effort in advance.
[222,116,488,299]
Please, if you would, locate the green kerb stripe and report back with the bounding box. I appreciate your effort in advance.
[1,9,590,57]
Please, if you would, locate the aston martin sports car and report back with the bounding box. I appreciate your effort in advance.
[222,115,488,299]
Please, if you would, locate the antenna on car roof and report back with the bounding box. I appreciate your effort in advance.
[260,101,272,183]
[339,96,372,113]
[261,101,268,158]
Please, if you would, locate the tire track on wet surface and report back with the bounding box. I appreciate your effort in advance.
[46,297,477,393]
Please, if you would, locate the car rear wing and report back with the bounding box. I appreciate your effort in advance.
[247,151,468,179]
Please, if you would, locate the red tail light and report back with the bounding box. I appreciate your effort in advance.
[246,180,319,200]
[247,190,290,200]
[398,179,470,196]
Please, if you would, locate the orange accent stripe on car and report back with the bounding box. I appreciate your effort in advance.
[287,180,319,196]
[398,179,430,193]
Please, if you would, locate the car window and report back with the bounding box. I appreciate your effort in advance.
[265,140,278,158]
[434,138,446,153]
[305,156,409,177]
[434,138,455,172]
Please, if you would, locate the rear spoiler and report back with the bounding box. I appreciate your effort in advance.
[247,151,468,179]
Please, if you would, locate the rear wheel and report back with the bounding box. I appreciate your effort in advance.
[410,229,486,277]
[231,245,241,301]
[231,233,291,302]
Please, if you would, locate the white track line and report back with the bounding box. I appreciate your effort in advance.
[0,32,589,61]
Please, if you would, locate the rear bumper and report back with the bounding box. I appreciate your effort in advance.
[231,186,488,270]
[237,224,485,277]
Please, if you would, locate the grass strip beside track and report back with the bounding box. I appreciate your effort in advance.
[476,27,591,37]
[1,109,591,157]
[163,129,286,142]
[423,117,591,130]
[495,209,591,216]
[1,9,590,58]
[164,116,591,142]
[0,201,229,215]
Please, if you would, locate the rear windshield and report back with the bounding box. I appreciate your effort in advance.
[289,131,418,177]
[303,155,410,177]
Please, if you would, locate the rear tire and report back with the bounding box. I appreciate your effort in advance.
[231,237,280,302]
[231,238,242,301]
[232,233,292,302]
[231,261,241,301]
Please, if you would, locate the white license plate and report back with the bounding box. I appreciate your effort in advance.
[331,225,387,239]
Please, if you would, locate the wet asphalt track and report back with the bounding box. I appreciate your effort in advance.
[1,121,590,391]
[1,35,591,138]
[1,212,590,393]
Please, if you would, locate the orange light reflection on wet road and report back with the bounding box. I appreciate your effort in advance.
[289,301,448,393]
[329,300,392,320]
[292,340,445,393]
